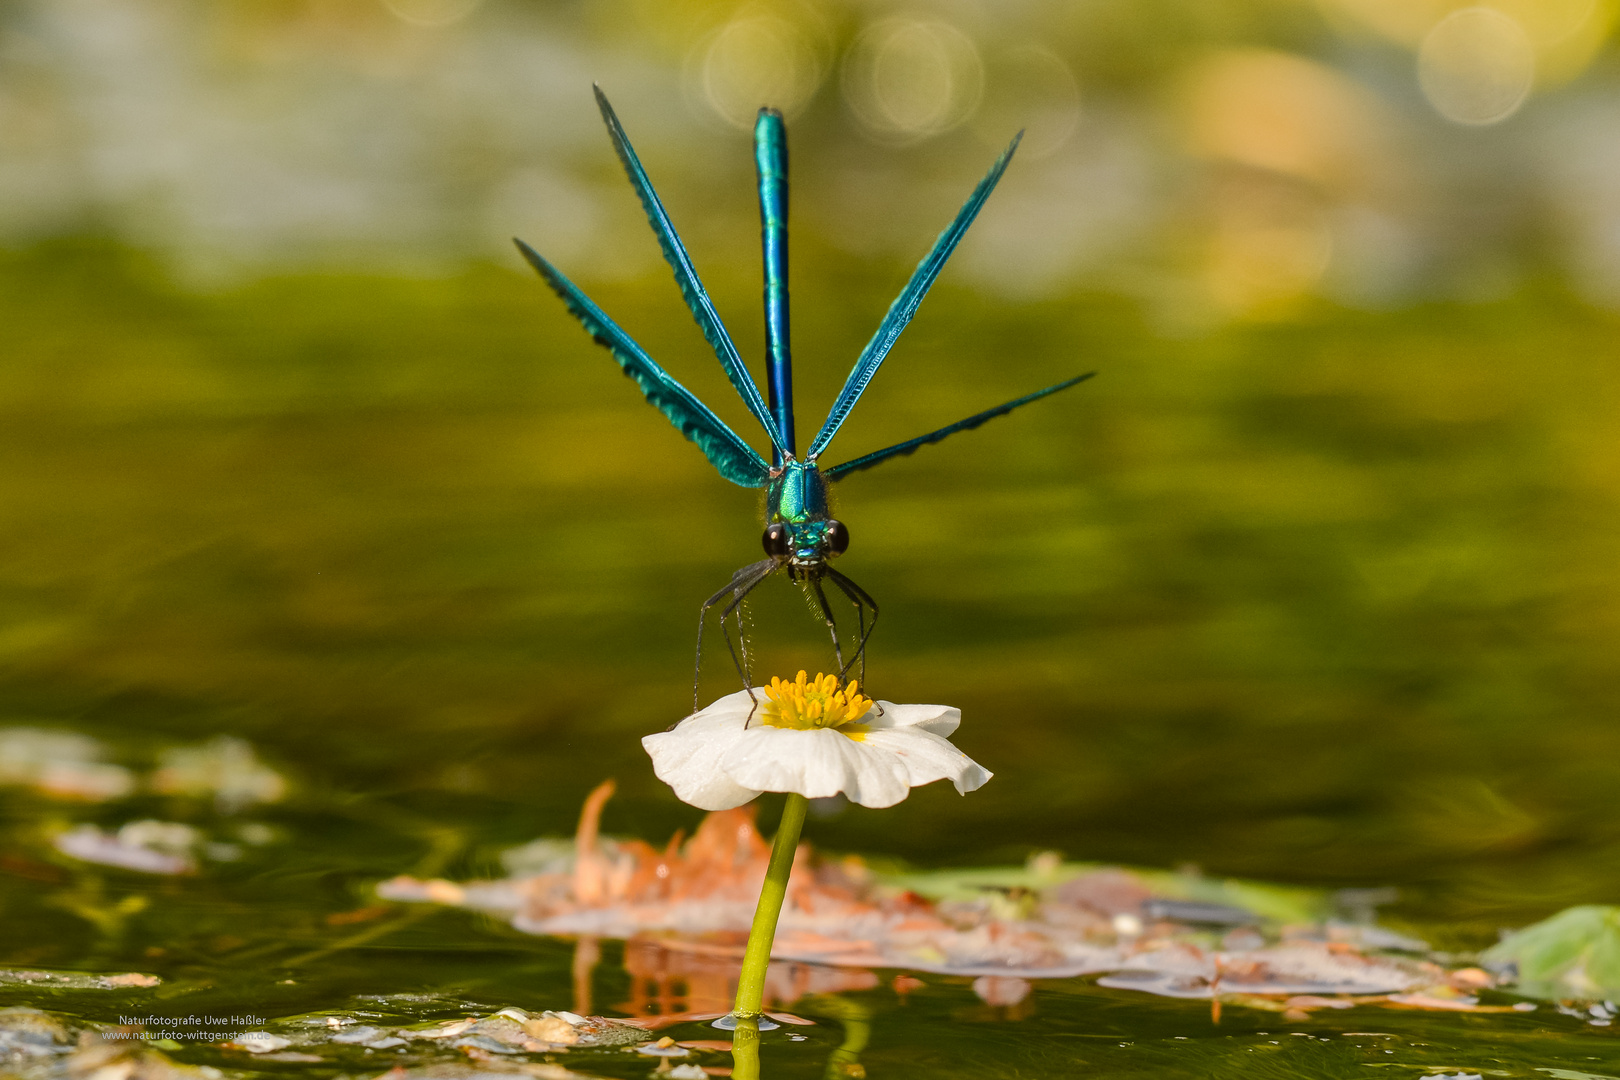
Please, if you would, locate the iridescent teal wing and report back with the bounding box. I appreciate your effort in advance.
[515,240,771,489]
[805,132,1022,462]
[592,86,788,459]
[824,372,1094,482]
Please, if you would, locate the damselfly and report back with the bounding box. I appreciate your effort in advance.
[517,87,1092,706]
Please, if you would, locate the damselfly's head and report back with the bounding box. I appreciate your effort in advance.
[763,461,845,566]
[763,518,848,566]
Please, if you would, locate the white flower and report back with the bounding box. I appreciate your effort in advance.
[642,672,992,811]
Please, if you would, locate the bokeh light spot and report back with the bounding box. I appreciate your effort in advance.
[698,14,824,130]
[971,45,1080,160]
[1206,181,1335,314]
[842,19,983,143]
[379,0,481,28]
[1418,7,1535,125]
[1181,49,1385,191]
[1321,0,1609,87]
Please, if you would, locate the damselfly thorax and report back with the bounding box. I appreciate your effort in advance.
[696,460,872,702]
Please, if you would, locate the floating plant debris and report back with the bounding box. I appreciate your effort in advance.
[0,1007,71,1056]
[227,1032,291,1053]
[374,781,1554,1021]
[54,821,202,875]
[0,727,135,802]
[51,819,259,875]
[0,969,161,990]
[0,729,287,811]
[0,1001,738,1080]
[1483,905,1620,1000]
[150,736,287,812]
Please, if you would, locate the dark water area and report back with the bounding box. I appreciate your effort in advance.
[3,243,1620,1075]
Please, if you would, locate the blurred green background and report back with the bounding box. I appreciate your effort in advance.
[6,0,1620,946]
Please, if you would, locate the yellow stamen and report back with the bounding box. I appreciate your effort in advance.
[760,670,874,733]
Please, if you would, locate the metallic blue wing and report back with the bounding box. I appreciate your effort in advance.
[806,132,1023,462]
[824,372,1093,482]
[515,239,772,489]
[755,108,795,465]
[593,86,788,459]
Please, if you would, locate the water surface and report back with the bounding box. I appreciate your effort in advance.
[3,245,1620,1075]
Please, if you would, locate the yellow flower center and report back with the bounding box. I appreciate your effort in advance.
[760,671,874,736]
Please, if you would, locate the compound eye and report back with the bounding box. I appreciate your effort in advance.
[762,522,792,558]
[825,519,850,556]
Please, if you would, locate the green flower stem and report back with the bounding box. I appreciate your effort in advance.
[731,1016,761,1080]
[733,791,809,1019]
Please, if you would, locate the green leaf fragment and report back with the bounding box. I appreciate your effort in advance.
[1484,904,1620,997]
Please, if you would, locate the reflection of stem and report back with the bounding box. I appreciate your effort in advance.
[732,792,807,1020]
[47,875,148,947]
[808,995,870,1080]
[283,906,434,968]
[731,1016,762,1080]
[411,824,466,879]
[572,936,599,1016]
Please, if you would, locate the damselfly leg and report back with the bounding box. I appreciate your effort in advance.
[809,575,847,677]
[824,565,879,686]
[694,559,776,715]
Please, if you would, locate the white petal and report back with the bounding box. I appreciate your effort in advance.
[865,701,961,738]
[641,691,765,811]
[718,727,913,809]
[860,725,992,795]
[671,688,760,733]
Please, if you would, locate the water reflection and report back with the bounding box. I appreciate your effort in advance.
[805,995,871,1080]
[610,939,876,1021]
